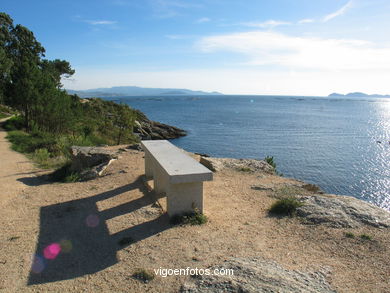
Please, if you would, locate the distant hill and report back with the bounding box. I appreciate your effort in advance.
[66,86,223,97]
[329,92,390,98]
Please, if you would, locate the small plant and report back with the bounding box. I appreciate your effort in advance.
[32,148,50,167]
[264,156,276,169]
[64,172,80,183]
[345,232,355,238]
[171,209,208,225]
[238,167,252,172]
[360,234,372,240]
[132,268,155,283]
[269,197,303,216]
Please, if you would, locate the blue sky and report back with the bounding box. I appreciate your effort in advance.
[3,0,390,95]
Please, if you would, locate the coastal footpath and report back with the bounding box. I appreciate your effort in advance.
[0,130,389,292]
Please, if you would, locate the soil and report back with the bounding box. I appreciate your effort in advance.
[0,121,389,292]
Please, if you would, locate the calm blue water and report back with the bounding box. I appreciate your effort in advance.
[106,95,390,211]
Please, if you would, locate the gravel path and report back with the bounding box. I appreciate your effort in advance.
[0,118,44,206]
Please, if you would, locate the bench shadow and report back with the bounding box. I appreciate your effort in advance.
[28,176,171,285]
[17,174,49,186]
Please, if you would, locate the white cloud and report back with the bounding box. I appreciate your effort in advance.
[323,0,353,22]
[298,18,314,24]
[196,17,210,23]
[197,30,390,71]
[85,20,117,25]
[241,20,291,28]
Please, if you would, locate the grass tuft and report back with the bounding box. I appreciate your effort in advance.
[269,197,304,216]
[132,268,155,283]
[360,234,372,241]
[237,167,252,172]
[170,210,208,226]
[345,232,355,238]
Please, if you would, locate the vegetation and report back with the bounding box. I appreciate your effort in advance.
[345,232,355,238]
[269,197,304,216]
[170,209,208,225]
[0,13,140,170]
[265,156,276,169]
[238,167,252,172]
[132,268,155,283]
[265,155,283,176]
[360,234,372,241]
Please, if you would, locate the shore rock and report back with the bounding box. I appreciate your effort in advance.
[70,146,119,180]
[200,157,275,174]
[296,194,390,228]
[181,257,335,293]
[134,117,186,140]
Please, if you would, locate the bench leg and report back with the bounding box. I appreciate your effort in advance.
[166,182,203,217]
[144,151,153,179]
[154,167,169,195]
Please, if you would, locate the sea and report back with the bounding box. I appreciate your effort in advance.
[104,95,390,211]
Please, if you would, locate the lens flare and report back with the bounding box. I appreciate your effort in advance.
[86,214,99,227]
[43,243,61,260]
[31,255,45,273]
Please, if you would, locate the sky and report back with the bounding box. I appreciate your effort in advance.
[2,0,390,95]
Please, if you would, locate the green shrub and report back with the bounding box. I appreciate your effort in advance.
[265,156,276,169]
[360,234,372,241]
[32,148,50,167]
[171,210,208,225]
[238,167,252,172]
[64,173,80,183]
[2,115,24,131]
[345,232,355,238]
[132,268,155,283]
[269,197,304,216]
[49,163,79,182]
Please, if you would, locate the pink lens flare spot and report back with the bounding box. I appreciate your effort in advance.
[43,243,61,260]
[31,255,45,273]
[86,214,99,227]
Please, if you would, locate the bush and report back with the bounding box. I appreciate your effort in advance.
[269,197,304,216]
[32,148,50,167]
[2,115,24,131]
[132,268,155,283]
[171,210,208,225]
[238,167,252,172]
[265,156,276,169]
[49,163,80,182]
[360,234,372,241]
[6,130,57,154]
[345,232,355,238]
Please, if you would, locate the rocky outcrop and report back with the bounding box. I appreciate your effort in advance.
[69,146,119,180]
[134,118,186,140]
[181,257,335,293]
[296,194,390,228]
[200,157,275,174]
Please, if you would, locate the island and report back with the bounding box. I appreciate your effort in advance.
[329,92,390,98]
[67,86,223,98]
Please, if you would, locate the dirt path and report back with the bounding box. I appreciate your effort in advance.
[0,117,44,206]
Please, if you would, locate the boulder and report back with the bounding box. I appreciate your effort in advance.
[181,257,335,293]
[296,194,390,228]
[200,157,275,174]
[69,146,119,180]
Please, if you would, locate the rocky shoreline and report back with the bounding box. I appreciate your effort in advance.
[133,110,186,140]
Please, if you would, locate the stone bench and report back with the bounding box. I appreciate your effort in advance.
[141,140,213,217]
